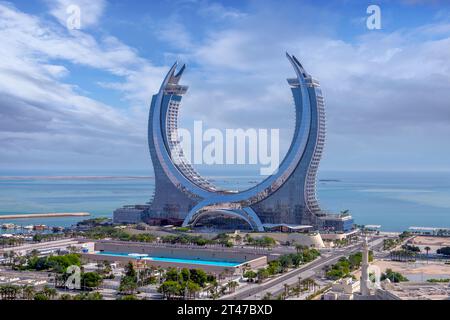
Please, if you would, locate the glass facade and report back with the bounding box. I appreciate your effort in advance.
[138,54,353,232]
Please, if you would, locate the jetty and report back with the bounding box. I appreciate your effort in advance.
[0,212,90,220]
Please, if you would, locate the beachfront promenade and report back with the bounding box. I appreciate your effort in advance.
[0,212,90,220]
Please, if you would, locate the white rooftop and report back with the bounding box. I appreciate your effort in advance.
[364,225,381,229]
[409,226,450,231]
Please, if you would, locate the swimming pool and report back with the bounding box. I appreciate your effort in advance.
[95,251,241,267]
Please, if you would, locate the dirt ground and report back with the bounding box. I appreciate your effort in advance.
[374,260,449,275]
[410,236,450,247]
[408,236,450,254]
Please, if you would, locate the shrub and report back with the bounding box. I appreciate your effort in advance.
[381,268,409,283]
[437,247,450,256]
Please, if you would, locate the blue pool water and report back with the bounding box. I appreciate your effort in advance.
[96,251,241,267]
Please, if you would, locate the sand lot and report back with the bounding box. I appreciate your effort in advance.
[372,260,450,282]
[411,236,450,246]
[409,236,450,254]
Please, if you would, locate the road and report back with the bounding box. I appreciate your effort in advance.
[224,237,384,300]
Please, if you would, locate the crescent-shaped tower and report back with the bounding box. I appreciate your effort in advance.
[114,53,353,233]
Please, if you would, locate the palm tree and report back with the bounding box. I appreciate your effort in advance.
[42,286,58,300]
[219,285,227,296]
[2,252,8,264]
[292,286,301,298]
[241,263,251,278]
[310,279,318,292]
[119,277,138,295]
[59,293,72,300]
[4,250,16,265]
[14,255,26,269]
[295,244,306,254]
[0,285,7,300]
[208,280,219,299]
[157,267,164,284]
[283,283,290,297]
[149,265,157,275]
[22,285,35,300]
[103,261,112,275]
[424,246,431,263]
[0,284,20,300]
[301,278,315,291]
[227,280,239,293]
[186,281,201,300]
[257,268,269,283]
[11,252,21,267]
[96,262,104,273]
[209,290,220,300]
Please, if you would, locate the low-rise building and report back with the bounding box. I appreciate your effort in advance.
[113,205,150,224]
[323,278,360,300]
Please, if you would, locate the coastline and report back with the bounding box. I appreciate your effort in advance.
[1,171,449,232]
[0,212,90,220]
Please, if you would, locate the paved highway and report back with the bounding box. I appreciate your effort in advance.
[224,237,383,300]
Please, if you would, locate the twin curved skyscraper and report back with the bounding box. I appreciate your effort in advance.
[115,53,353,233]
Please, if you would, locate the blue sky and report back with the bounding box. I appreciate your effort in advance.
[1,0,450,175]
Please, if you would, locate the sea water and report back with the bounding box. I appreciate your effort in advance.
[1,171,449,232]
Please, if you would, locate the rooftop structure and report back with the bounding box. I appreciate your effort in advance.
[379,282,450,300]
[364,225,381,230]
[324,278,361,300]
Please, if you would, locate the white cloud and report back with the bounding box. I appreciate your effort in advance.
[198,2,246,20]
[155,16,194,50]
[1,1,450,172]
[0,2,164,170]
[162,6,450,171]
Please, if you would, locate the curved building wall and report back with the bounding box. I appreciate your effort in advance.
[250,76,323,226]
[139,55,351,231]
[145,94,199,221]
[305,85,326,216]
